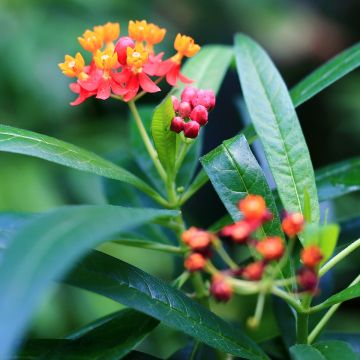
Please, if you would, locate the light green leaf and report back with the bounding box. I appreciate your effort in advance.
[291,42,360,107]
[0,205,178,359]
[151,96,176,178]
[200,134,283,237]
[234,34,320,233]
[0,124,163,202]
[318,282,360,309]
[18,309,158,359]
[65,251,269,360]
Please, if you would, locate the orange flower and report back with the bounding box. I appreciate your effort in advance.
[93,44,118,70]
[184,253,206,272]
[78,29,103,52]
[126,42,149,72]
[301,245,323,268]
[256,236,285,261]
[58,53,87,79]
[145,23,166,51]
[128,20,148,42]
[239,195,267,222]
[173,34,200,59]
[282,212,304,237]
[181,227,213,251]
[94,22,120,44]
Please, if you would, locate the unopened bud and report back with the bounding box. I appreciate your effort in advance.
[239,195,268,222]
[178,101,192,118]
[297,267,318,292]
[181,227,213,251]
[183,120,200,138]
[301,245,323,268]
[191,89,215,110]
[171,96,180,112]
[282,212,304,237]
[181,86,198,102]
[115,36,135,65]
[210,275,233,302]
[184,253,206,272]
[221,220,252,243]
[190,105,208,125]
[242,261,265,281]
[256,236,285,261]
[204,89,216,110]
[170,116,185,133]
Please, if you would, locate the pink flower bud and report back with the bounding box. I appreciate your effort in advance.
[181,86,198,102]
[191,89,216,110]
[170,116,185,133]
[115,36,135,65]
[178,101,192,118]
[183,121,200,138]
[204,90,216,110]
[190,105,208,125]
[171,96,179,112]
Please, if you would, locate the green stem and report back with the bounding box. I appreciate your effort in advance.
[271,286,304,313]
[179,169,209,205]
[191,272,209,307]
[213,238,238,269]
[296,312,309,344]
[175,141,192,172]
[189,341,201,360]
[307,274,360,344]
[128,100,167,181]
[319,238,360,277]
[248,292,266,328]
[171,271,190,289]
[112,239,184,254]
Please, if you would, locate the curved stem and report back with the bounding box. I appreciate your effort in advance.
[179,169,209,205]
[112,238,184,254]
[271,286,304,313]
[319,238,360,277]
[128,100,167,181]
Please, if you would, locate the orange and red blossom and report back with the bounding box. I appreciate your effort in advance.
[282,212,304,237]
[239,195,271,222]
[301,245,323,268]
[94,22,120,44]
[210,275,233,302]
[181,227,213,251]
[242,261,265,281]
[220,220,253,244]
[78,29,103,53]
[184,253,207,272]
[256,236,285,261]
[59,53,87,80]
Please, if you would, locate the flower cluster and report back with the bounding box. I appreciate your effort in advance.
[170,86,216,138]
[59,20,201,105]
[181,194,325,303]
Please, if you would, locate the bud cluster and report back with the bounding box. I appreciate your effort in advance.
[170,86,216,138]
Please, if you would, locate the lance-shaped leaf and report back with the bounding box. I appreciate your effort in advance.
[234,34,320,230]
[0,205,178,359]
[151,96,176,178]
[18,309,158,359]
[0,124,162,201]
[201,134,283,237]
[291,42,360,107]
[65,251,269,360]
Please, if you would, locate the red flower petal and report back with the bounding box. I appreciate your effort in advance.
[166,65,180,86]
[138,73,160,93]
[178,71,193,84]
[96,78,111,100]
[111,68,131,84]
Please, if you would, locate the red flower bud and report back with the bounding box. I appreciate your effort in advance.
[239,195,268,222]
[282,212,304,237]
[184,253,206,272]
[181,86,198,102]
[183,120,200,138]
[256,236,285,261]
[181,227,213,251]
[191,89,215,110]
[204,89,216,110]
[301,245,323,268]
[178,101,192,118]
[171,96,179,112]
[297,267,319,292]
[210,275,233,302]
[170,116,185,133]
[190,105,208,125]
[221,220,252,243]
[242,261,265,281]
[115,36,135,65]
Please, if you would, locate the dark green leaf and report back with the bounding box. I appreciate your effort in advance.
[18,309,158,359]
[291,42,360,107]
[290,344,327,360]
[318,282,360,308]
[171,45,233,97]
[316,157,360,202]
[66,251,269,360]
[234,34,320,229]
[124,351,161,359]
[321,333,360,356]
[0,124,162,201]
[200,134,283,237]
[0,205,178,359]
[151,97,176,178]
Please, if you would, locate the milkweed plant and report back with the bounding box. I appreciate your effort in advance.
[0,19,359,360]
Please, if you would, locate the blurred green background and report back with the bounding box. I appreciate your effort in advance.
[0,0,359,358]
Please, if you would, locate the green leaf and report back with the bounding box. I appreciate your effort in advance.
[303,224,340,263]
[291,42,360,107]
[151,96,176,178]
[171,45,233,97]
[0,205,178,359]
[316,157,360,202]
[66,251,269,360]
[290,340,359,360]
[234,34,320,231]
[18,309,158,359]
[318,282,360,308]
[200,134,283,237]
[303,188,312,223]
[0,124,163,202]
